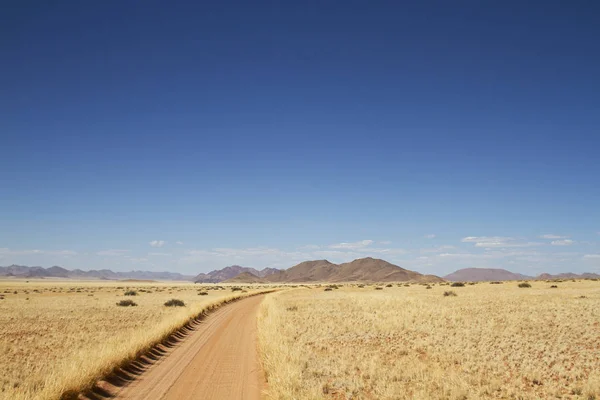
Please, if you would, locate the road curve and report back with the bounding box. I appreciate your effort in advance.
[93,294,266,400]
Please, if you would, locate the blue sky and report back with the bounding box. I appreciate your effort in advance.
[1,1,599,275]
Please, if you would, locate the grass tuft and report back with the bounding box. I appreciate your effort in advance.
[164,299,185,307]
[116,299,137,307]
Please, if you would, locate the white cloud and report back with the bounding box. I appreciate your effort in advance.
[129,258,148,263]
[551,239,574,246]
[298,244,321,250]
[96,249,129,256]
[0,248,77,256]
[461,236,541,248]
[329,240,373,250]
[176,241,184,245]
[420,245,455,254]
[424,234,436,239]
[148,252,172,256]
[149,240,166,248]
[583,254,600,259]
[540,234,567,239]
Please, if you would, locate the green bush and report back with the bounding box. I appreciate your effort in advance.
[451,282,465,287]
[443,291,457,297]
[124,290,138,296]
[518,282,532,288]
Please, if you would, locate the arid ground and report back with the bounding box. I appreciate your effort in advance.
[258,281,600,400]
[0,280,265,400]
[2,279,600,400]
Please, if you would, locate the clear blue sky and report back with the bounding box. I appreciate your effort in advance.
[1,1,599,275]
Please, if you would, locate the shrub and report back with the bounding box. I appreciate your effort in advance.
[375,287,383,290]
[357,284,365,288]
[425,286,432,289]
[490,281,502,284]
[518,282,532,288]
[324,288,333,291]
[116,299,137,307]
[198,291,208,295]
[164,299,185,307]
[286,306,298,312]
[124,290,138,296]
[451,282,465,287]
[444,291,457,297]
[550,285,558,288]
[231,287,243,292]
[386,284,393,287]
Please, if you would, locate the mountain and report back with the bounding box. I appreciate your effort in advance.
[444,268,531,282]
[0,265,194,281]
[265,257,443,283]
[537,272,600,280]
[266,260,338,282]
[444,268,600,282]
[331,258,443,283]
[222,271,266,284]
[193,265,280,283]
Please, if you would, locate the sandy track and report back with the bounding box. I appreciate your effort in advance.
[88,294,266,400]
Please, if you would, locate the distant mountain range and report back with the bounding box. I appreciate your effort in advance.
[444,268,600,282]
[4,263,595,284]
[193,265,279,283]
[225,257,444,283]
[0,265,194,281]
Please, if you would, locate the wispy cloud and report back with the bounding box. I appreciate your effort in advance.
[551,239,574,246]
[424,234,436,239]
[583,254,600,259]
[175,241,184,245]
[329,240,374,249]
[461,236,541,248]
[540,234,567,239]
[148,252,172,256]
[149,240,166,248]
[96,249,129,256]
[420,245,455,254]
[0,248,77,256]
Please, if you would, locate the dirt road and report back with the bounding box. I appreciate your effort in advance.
[91,294,266,400]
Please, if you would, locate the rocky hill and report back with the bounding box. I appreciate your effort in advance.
[263,257,442,283]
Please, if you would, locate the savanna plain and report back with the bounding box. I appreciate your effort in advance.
[1,279,600,400]
[259,280,600,400]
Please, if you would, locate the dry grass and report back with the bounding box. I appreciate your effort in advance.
[258,281,600,400]
[0,279,269,400]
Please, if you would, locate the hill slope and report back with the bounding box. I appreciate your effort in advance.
[222,271,266,284]
[266,260,338,283]
[193,265,280,283]
[444,268,531,282]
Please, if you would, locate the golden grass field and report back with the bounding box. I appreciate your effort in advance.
[258,281,600,400]
[0,279,264,400]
